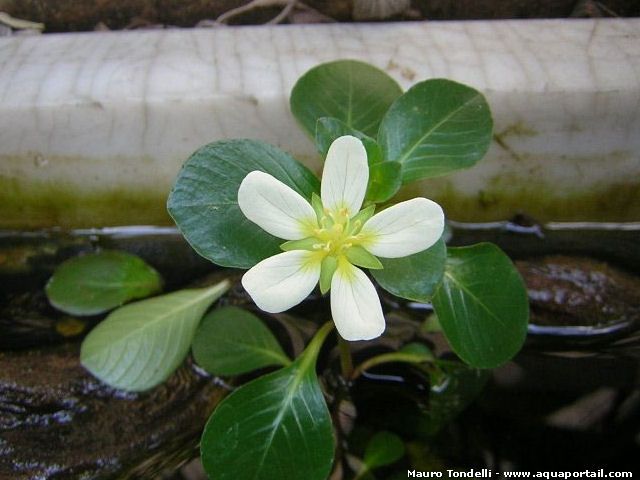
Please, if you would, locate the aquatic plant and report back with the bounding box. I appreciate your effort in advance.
[47,60,529,479]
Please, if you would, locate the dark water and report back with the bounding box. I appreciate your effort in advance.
[1,220,639,478]
[352,219,640,475]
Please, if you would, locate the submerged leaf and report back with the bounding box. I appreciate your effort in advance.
[81,280,230,391]
[363,431,405,471]
[192,306,290,376]
[422,364,490,436]
[46,251,162,316]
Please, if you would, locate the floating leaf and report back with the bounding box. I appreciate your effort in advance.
[192,306,290,376]
[46,251,162,316]
[372,238,446,303]
[168,139,319,268]
[81,280,230,391]
[379,79,493,182]
[201,323,335,480]
[291,60,402,138]
[432,243,529,369]
[363,431,405,471]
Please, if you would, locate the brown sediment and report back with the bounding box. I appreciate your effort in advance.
[0,342,225,479]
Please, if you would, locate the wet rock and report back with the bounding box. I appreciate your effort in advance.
[0,343,225,479]
[516,256,640,341]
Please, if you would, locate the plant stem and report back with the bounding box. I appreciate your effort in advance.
[338,336,353,379]
[301,321,334,366]
[351,350,434,380]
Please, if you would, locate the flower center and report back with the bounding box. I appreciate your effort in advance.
[311,207,363,258]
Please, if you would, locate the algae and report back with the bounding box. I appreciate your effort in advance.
[399,174,640,223]
[0,175,171,229]
[1,147,639,228]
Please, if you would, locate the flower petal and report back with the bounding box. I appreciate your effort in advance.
[242,251,320,313]
[238,171,317,240]
[321,136,369,216]
[330,261,385,341]
[360,197,444,258]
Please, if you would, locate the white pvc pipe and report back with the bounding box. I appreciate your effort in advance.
[0,19,638,227]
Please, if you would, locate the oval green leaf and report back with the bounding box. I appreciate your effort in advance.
[371,238,446,303]
[363,431,405,471]
[46,250,163,316]
[192,306,291,376]
[81,280,230,391]
[167,139,320,268]
[422,364,489,436]
[432,243,529,369]
[291,60,403,138]
[201,323,335,480]
[379,79,493,183]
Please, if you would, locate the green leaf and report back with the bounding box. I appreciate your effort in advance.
[422,364,489,436]
[80,280,230,391]
[315,117,383,164]
[291,60,403,138]
[366,161,402,203]
[46,251,162,316]
[432,243,529,369]
[371,238,446,303]
[422,312,443,333]
[379,79,493,183]
[167,139,320,268]
[192,306,290,376]
[201,322,335,480]
[363,431,405,471]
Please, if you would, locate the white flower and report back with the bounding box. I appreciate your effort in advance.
[238,136,444,341]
